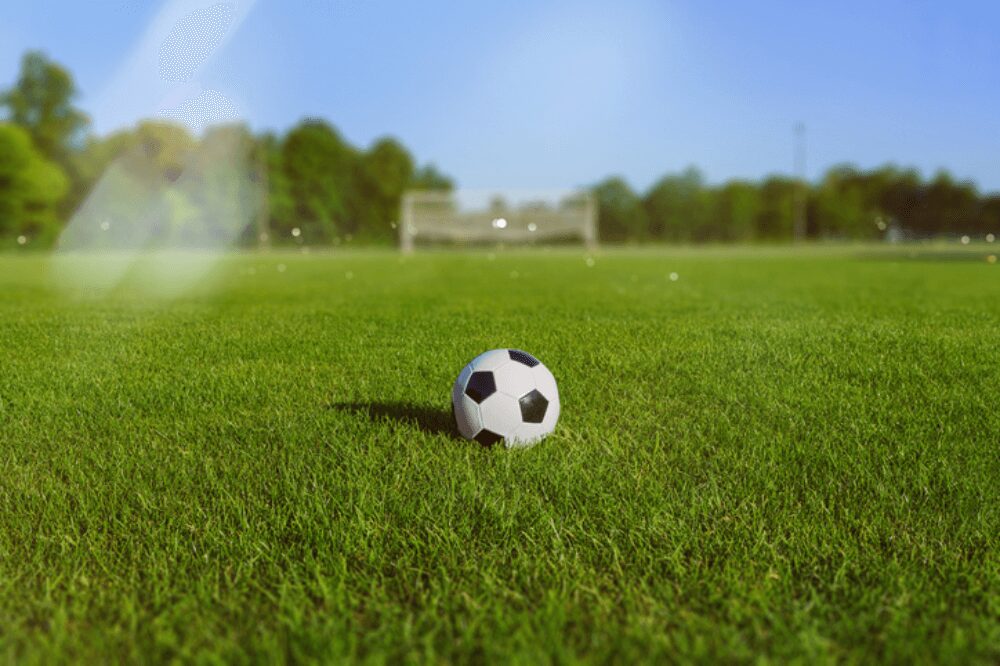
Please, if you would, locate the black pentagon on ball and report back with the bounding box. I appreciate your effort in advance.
[465,371,496,403]
[518,389,548,424]
[474,428,503,447]
[508,349,540,367]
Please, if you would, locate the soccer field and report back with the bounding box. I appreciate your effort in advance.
[1,247,998,663]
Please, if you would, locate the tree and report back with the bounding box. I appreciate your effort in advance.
[643,166,711,241]
[755,176,798,239]
[180,123,262,247]
[920,171,978,236]
[0,123,68,245]
[978,195,1000,236]
[410,163,453,191]
[713,181,760,241]
[0,52,88,164]
[591,177,648,241]
[357,137,414,239]
[61,120,197,238]
[281,119,360,242]
[811,165,879,239]
[255,132,294,246]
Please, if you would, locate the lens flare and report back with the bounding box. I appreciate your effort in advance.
[51,0,262,300]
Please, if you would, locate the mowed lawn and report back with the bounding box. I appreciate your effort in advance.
[0,247,998,663]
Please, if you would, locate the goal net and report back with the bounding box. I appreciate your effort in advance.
[400,189,597,251]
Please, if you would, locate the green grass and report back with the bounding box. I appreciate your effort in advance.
[1,246,998,664]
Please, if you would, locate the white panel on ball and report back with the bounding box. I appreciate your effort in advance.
[469,349,512,372]
[493,361,536,399]
[532,364,559,401]
[453,394,483,440]
[452,363,474,405]
[478,393,523,439]
[513,422,549,446]
[540,397,560,433]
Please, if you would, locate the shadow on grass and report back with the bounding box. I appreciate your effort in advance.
[327,401,456,437]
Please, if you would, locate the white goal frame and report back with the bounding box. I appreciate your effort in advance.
[400,189,597,251]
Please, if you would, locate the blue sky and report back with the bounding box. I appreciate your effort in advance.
[2,0,999,192]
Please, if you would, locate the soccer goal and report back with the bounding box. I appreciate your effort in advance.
[400,189,597,251]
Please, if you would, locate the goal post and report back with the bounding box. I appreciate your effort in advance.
[400,189,597,251]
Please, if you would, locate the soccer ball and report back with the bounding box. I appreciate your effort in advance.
[452,349,560,448]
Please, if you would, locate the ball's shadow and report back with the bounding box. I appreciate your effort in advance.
[327,401,456,438]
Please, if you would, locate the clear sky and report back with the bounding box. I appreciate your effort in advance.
[2,0,999,192]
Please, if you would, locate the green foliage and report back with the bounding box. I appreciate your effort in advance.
[0,53,451,249]
[0,51,90,219]
[356,138,415,240]
[102,121,197,183]
[592,176,648,241]
[264,127,442,245]
[812,166,877,238]
[410,163,454,191]
[643,166,712,241]
[60,122,199,249]
[753,176,798,239]
[921,171,979,234]
[249,131,292,246]
[603,164,998,243]
[280,119,358,242]
[1,249,998,662]
[0,51,88,164]
[0,123,68,245]
[713,180,760,241]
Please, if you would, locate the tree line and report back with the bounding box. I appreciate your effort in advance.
[0,52,451,248]
[1,51,997,248]
[594,164,999,243]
